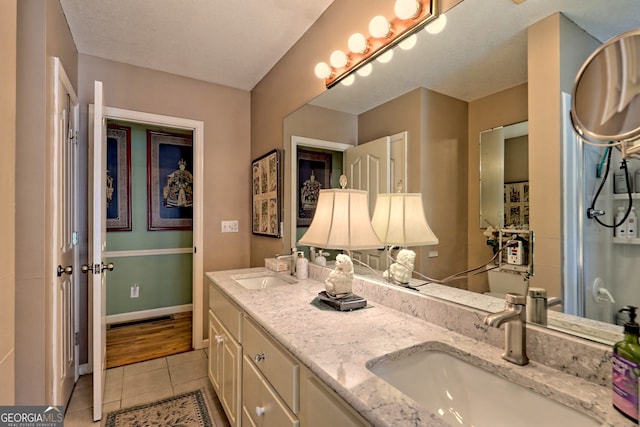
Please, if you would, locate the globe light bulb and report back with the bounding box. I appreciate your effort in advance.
[376,49,394,64]
[369,15,390,38]
[399,34,417,50]
[426,14,447,34]
[341,74,356,86]
[314,62,331,79]
[330,50,348,68]
[394,0,420,20]
[348,33,367,54]
[356,63,373,77]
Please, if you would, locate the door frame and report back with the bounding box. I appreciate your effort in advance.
[91,107,205,362]
[51,56,80,405]
[290,136,352,251]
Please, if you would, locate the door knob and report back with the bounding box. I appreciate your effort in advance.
[101,262,115,272]
[57,265,73,277]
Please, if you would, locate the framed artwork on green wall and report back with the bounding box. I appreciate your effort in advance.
[252,149,280,237]
[106,124,132,231]
[147,130,193,231]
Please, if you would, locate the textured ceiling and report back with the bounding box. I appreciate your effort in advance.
[59,0,640,113]
[59,0,335,91]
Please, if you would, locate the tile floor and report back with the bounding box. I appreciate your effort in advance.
[63,349,212,426]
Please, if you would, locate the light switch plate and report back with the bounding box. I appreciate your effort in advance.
[221,220,239,233]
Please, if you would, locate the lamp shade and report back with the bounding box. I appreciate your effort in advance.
[298,188,383,250]
[371,193,439,246]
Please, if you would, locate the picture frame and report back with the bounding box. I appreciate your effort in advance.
[106,124,132,231]
[296,149,332,227]
[252,149,280,237]
[504,181,529,228]
[147,130,194,231]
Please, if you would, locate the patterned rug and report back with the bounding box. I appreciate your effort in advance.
[105,389,215,427]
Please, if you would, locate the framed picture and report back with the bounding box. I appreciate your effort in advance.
[504,181,529,228]
[147,130,193,231]
[106,124,132,231]
[252,149,280,237]
[296,149,332,227]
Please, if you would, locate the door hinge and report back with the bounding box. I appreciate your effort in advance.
[74,332,79,346]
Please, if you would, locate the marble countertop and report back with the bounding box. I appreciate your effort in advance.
[206,267,633,427]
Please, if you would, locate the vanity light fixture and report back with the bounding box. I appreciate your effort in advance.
[315,0,440,88]
[371,192,439,284]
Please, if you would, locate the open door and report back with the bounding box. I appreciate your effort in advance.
[86,81,110,421]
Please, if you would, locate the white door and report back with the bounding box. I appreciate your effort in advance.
[87,81,109,421]
[344,132,407,270]
[52,58,79,407]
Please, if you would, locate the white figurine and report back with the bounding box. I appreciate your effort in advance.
[325,254,354,297]
[384,249,416,284]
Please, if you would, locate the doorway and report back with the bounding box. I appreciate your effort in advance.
[104,120,195,367]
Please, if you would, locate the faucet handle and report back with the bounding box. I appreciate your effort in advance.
[505,293,526,305]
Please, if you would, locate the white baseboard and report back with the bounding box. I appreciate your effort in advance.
[107,304,193,325]
[79,363,90,376]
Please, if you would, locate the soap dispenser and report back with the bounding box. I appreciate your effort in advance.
[296,252,309,280]
[612,306,640,422]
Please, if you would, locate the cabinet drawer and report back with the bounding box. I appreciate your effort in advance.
[209,282,243,341]
[242,356,299,427]
[243,316,299,413]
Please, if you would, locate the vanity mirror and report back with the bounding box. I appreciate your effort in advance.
[283,0,640,345]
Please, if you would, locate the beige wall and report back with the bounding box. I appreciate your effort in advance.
[527,14,600,299]
[358,88,468,281]
[467,84,528,293]
[0,0,17,405]
[78,54,252,357]
[250,0,463,266]
[15,0,78,404]
[283,104,357,251]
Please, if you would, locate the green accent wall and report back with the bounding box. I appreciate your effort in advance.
[106,120,193,316]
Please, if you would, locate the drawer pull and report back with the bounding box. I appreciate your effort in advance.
[255,406,266,417]
[215,335,224,344]
[254,353,266,363]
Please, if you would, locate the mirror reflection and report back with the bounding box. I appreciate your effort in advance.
[284,0,640,345]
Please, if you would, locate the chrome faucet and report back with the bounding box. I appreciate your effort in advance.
[276,248,297,276]
[484,293,529,366]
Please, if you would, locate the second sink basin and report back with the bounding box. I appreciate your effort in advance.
[367,343,601,427]
[232,273,297,290]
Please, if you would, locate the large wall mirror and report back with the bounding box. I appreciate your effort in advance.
[283,0,640,345]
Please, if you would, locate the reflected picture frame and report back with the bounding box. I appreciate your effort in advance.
[147,130,194,231]
[106,124,132,231]
[296,149,332,227]
[252,149,280,237]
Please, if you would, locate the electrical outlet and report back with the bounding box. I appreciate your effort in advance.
[221,220,239,233]
[428,250,439,258]
[130,285,139,298]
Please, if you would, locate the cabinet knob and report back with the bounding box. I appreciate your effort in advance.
[255,406,265,417]
[215,335,224,344]
[254,353,265,363]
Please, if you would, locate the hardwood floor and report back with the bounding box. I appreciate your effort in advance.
[106,311,193,369]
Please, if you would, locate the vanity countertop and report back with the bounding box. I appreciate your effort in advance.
[206,267,633,427]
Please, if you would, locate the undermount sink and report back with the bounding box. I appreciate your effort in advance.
[232,273,297,290]
[367,344,602,427]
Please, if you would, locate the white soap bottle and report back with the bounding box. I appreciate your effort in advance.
[296,252,309,279]
[314,250,327,266]
[615,207,627,238]
[625,206,637,238]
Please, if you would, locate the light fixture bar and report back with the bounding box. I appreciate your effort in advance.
[325,0,439,88]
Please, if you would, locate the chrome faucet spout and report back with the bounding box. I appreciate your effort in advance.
[276,251,297,276]
[484,307,522,328]
[483,293,529,366]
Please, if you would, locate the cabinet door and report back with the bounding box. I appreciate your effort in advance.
[221,330,242,427]
[301,370,370,427]
[208,310,222,393]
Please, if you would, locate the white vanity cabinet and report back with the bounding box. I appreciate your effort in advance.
[208,284,243,427]
[208,277,370,427]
